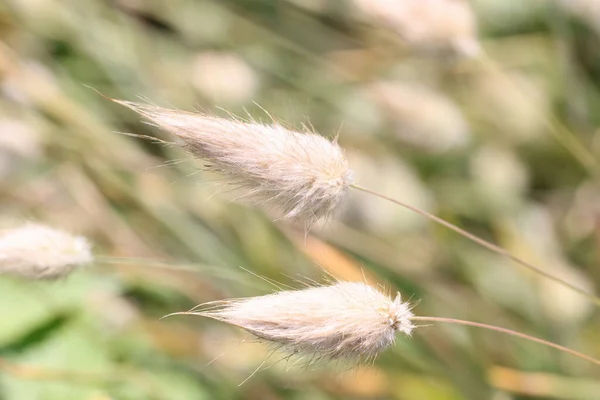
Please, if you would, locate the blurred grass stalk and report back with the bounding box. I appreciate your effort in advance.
[351,183,600,307]
[0,356,169,399]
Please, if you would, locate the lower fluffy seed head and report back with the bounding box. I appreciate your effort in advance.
[0,223,92,279]
[183,281,414,361]
[116,101,353,226]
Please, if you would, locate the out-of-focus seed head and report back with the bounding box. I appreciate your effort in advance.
[354,0,480,56]
[558,0,600,34]
[367,81,470,152]
[115,100,353,227]
[0,223,92,279]
[175,281,415,362]
[191,52,259,105]
[0,118,42,178]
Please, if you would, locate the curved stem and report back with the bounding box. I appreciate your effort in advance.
[350,184,600,307]
[411,316,600,367]
[96,256,207,274]
[95,256,273,291]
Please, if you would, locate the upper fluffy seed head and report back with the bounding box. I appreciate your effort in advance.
[182,281,414,361]
[0,223,92,279]
[116,101,353,226]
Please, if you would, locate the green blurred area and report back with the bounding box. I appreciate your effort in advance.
[1,0,600,399]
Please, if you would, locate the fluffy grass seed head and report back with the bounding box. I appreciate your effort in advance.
[0,223,92,279]
[176,281,415,361]
[115,100,353,227]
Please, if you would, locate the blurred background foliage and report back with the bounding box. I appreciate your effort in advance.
[1,0,600,399]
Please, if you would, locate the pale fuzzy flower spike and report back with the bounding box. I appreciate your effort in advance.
[115,100,353,226]
[171,281,415,362]
[169,281,600,371]
[0,223,92,279]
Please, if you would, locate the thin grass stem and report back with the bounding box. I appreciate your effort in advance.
[95,256,273,291]
[411,316,600,367]
[350,183,600,307]
[96,256,208,274]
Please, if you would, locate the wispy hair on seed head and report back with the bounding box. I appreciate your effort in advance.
[113,99,354,228]
[165,277,600,377]
[165,281,415,366]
